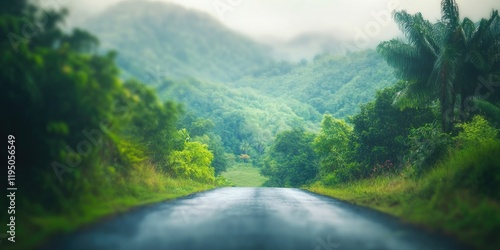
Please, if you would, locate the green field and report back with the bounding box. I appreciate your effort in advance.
[221,164,268,187]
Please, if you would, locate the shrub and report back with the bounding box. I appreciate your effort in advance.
[169,141,215,183]
[370,160,397,178]
[321,162,362,186]
[455,115,499,148]
[451,140,500,200]
[405,123,451,176]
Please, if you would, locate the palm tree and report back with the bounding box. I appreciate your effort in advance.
[378,0,500,132]
[456,10,500,117]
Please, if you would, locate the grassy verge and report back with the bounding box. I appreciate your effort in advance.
[306,141,500,249]
[3,163,217,250]
[221,163,268,187]
[29,180,214,249]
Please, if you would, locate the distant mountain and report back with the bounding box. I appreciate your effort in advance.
[236,50,397,118]
[81,0,273,82]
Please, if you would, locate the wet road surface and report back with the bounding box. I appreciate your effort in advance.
[45,187,464,250]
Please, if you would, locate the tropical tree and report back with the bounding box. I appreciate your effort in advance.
[313,115,353,175]
[260,129,319,187]
[170,141,215,183]
[378,0,500,132]
[350,85,434,170]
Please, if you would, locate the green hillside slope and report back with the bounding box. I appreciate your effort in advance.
[237,50,397,118]
[82,0,273,82]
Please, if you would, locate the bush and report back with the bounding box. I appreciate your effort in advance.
[455,115,499,148]
[321,162,363,186]
[450,140,500,200]
[169,141,215,183]
[370,160,397,178]
[405,123,451,176]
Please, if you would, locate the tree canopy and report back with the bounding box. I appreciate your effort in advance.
[378,0,500,132]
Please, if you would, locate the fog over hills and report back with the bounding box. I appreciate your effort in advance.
[80,0,273,82]
[65,0,499,61]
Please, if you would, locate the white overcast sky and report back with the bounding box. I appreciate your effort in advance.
[59,0,500,57]
[61,0,500,43]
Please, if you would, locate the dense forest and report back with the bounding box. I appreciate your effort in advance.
[1,0,500,249]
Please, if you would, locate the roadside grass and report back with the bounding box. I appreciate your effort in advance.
[221,163,268,187]
[5,162,216,250]
[307,141,500,249]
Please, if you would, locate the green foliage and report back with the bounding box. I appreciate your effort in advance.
[237,50,396,118]
[350,85,435,174]
[159,78,319,162]
[110,132,148,166]
[405,123,451,176]
[378,0,500,132]
[455,115,499,147]
[320,162,363,186]
[179,113,215,137]
[313,115,355,181]
[193,134,229,175]
[120,80,181,168]
[444,140,500,200]
[314,115,353,162]
[170,141,215,183]
[474,99,500,126]
[296,85,438,185]
[261,129,319,187]
[178,112,228,174]
[1,5,123,203]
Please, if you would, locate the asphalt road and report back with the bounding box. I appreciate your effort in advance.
[45,187,464,250]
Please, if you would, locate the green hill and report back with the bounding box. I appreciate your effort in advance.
[82,0,273,82]
[236,50,397,118]
[157,78,320,158]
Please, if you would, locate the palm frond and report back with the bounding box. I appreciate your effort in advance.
[468,50,491,72]
[470,10,499,47]
[441,0,460,29]
[475,98,500,124]
[392,81,437,109]
[461,18,475,43]
[465,11,500,73]
[393,11,440,57]
[379,40,435,82]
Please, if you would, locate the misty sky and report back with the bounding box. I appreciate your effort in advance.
[64,0,499,40]
[59,0,499,59]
